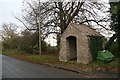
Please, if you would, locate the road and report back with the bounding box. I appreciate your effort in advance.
[0,55,2,79]
[2,55,86,78]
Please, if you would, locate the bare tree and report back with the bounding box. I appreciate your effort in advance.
[15,0,110,49]
[1,23,18,40]
[1,23,20,50]
[40,1,110,37]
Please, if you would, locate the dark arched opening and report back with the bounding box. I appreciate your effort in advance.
[66,36,77,61]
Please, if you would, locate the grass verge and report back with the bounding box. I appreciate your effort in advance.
[2,49,119,73]
[2,49,59,64]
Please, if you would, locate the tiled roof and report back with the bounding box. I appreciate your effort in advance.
[69,23,102,36]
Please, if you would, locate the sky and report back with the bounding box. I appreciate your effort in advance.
[0,0,57,46]
[0,0,118,46]
[0,0,23,30]
[0,0,110,28]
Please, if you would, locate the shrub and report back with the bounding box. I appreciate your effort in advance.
[109,42,118,57]
[88,36,103,60]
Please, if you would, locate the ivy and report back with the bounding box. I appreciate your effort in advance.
[88,36,103,60]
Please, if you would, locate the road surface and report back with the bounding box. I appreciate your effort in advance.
[2,55,86,78]
[0,55,2,79]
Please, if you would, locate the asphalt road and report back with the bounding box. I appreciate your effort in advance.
[0,55,2,79]
[2,55,86,78]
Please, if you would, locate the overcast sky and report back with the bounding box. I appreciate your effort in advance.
[0,0,109,29]
[0,0,117,46]
[0,0,119,29]
[0,0,23,29]
[0,0,57,46]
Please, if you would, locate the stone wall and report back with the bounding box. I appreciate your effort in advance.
[59,25,92,64]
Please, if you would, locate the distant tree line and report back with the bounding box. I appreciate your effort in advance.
[1,0,119,57]
[1,23,57,54]
[15,0,110,50]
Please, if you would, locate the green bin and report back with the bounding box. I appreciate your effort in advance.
[97,50,114,63]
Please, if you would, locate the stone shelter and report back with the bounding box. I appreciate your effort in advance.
[59,23,103,64]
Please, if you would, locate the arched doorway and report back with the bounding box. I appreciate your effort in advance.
[66,36,77,61]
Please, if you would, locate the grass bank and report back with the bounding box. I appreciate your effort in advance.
[2,50,119,73]
[2,49,59,64]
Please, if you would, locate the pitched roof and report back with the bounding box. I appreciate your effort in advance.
[69,23,102,36]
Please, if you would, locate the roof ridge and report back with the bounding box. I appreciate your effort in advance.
[69,23,102,36]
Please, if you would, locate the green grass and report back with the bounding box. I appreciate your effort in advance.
[25,55,59,64]
[2,49,20,57]
[2,49,59,64]
[0,45,2,54]
[2,49,119,73]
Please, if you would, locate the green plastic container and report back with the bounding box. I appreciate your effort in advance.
[97,50,114,63]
